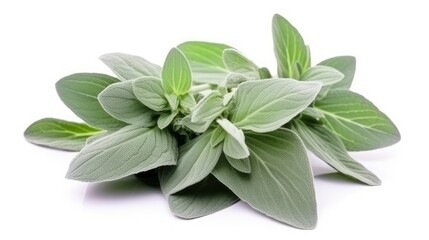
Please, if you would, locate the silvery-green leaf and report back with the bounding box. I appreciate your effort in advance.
[258,67,272,79]
[272,14,310,79]
[99,53,161,80]
[292,120,381,185]
[301,66,344,86]
[222,90,236,106]
[158,110,179,129]
[231,79,321,133]
[167,175,238,219]
[181,115,211,133]
[318,56,356,89]
[56,73,126,130]
[316,89,401,151]
[217,118,249,159]
[24,118,103,151]
[223,72,249,88]
[180,93,196,110]
[98,81,156,127]
[85,131,111,145]
[191,92,225,123]
[178,41,232,84]
[210,125,227,147]
[225,155,251,174]
[159,130,223,195]
[222,48,259,74]
[162,48,192,96]
[302,107,324,119]
[165,93,179,110]
[213,128,317,229]
[133,77,169,112]
[66,125,177,182]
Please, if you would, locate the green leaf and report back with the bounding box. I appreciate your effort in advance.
[292,120,381,185]
[191,91,225,123]
[231,79,321,133]
[181,115,211,133]
[318,56,356,89]
[222,49,259,79]
[272,14,310,79]
[225,155,251,174]
[217,118,249,159]
[165,93,180,110]
[98,81,156,127]
[302,107,324,119]
[157,110,179,129]
[132,77,169,112]
[66,125,177,182]
[210,125,227,147]
[301,66,344,86]
[56,73,127,130]
[99,53,161,80]
[258,67,272,79]
[178,41,232,84]
[167,175,238,219]
[159,130,223,195]
[24,118,103,151]
[180,93,196,110]
[162,47,192,96]
[316,89,401,151]
[212,128,317,229]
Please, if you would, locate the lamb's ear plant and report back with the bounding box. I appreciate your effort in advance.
[24,13,400,229]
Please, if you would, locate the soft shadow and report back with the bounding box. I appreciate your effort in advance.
[84,175,161,201]
[315,172,364,185]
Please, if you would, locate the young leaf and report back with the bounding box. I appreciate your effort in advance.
[225,155,251,174]
[272,14,310,79]
[302,107,324,119]
[212,128,317,229]
[316,89,401,151]
[222,48,259,79]
[56,73,127,130]
[159,130,223,195]
[165,93,180,110]
[66,125,177,182]
[292,120,381,185]
[167,175,238,219]
[178,41,232,84]
[318,56,356,89]
[210,125,227,146]
[133,77,169,112]
[231,79,321,133]
[99,52,162,80]
[180,93,196,110]
[217,118,249,159]
[181,115,212,133]
[157,110,179,129]
[24,118,103,151]
[191,91,225,123]
[162,48,192,96]
[258,67,272,79]
[98,81,156,127]
[301,66,344,86]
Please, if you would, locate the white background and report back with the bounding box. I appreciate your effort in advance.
[1,0,427,239]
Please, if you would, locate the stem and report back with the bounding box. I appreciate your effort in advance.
[190,84,212,93]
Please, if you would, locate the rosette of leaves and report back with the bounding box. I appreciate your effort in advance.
[24,13,400,229]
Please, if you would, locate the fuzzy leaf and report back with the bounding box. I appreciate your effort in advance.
[231,79,321,133]
[213,128,317,229]
[56,73,127,130]
[133,77,169,112]
[292,120,381,185]
[157,110,179,129]
[222,49,259,79]
[162,48,192,96]
[98,81,156,127]
[191,91,225,123]
[66,125,177,182]
[316,89,401,151]
[272,14,310,79]
[99,53,161,80]
[301,66,344,86]
[181,115,212,133]
[225,155,251,174]
[318,56,356,89]
[217,118,249,159]
[24,118,103,151]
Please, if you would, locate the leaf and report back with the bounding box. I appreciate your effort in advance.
[222,49,259,79]
[318,56,356,89]
[66,125,177,182]
[98,81,156,127]
[231,79,321,133]
[191,91,225,123]
[167,175,238,219]
[180,93,196,110]
[56,73,127,130]
[217,118,249,159]
[99,52,161,80]
[258,67,272,79]
[162,47,192,96]
[301,66,344,86]
[157,110,178,129]
[178,41,232,84]
[302,107,324,119]
[181,115,211,133]
[292,120,381,185]
[210,125,227,147]
[133,77,169,112]
[225,155,251,174]
[272,14,310,79]
[24,118,103,151]
[159,130,223,195]
[165,93,180,110]
[316,89,401,151]
[212,128,317,229]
